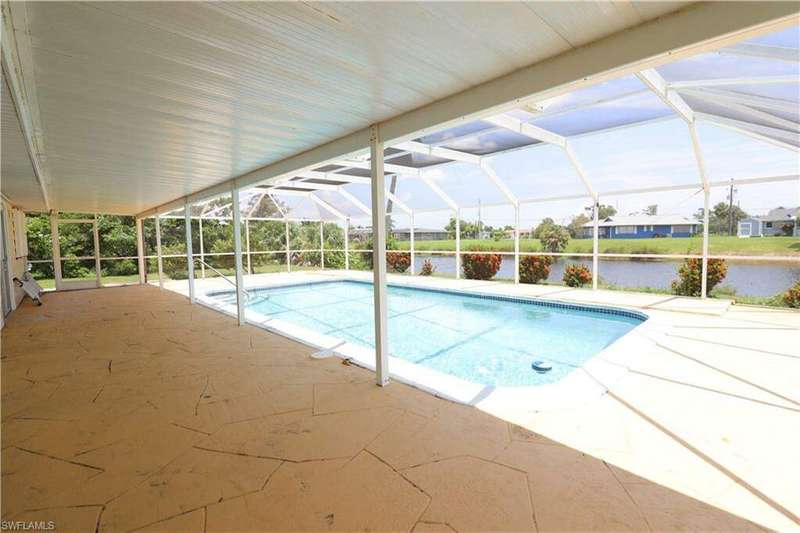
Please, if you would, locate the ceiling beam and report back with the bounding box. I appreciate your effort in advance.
[668,75,797,89]
[394,141,482,165]
[637,69,696,123]
[309,194,347,220]
[337,189,372,217]
[486,115,565,147]
[718,43,800,63]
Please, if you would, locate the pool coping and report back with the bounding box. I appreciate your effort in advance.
[198,276,664,411]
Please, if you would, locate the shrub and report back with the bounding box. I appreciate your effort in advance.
[386,251,411,273]
[784,281,800,308]
[461,251,502,280]
[519,255,552,284]
[563,263,592,287]
[671,258,727,297]
[419,259,435,276]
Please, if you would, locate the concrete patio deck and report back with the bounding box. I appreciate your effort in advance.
[2,276,799,531]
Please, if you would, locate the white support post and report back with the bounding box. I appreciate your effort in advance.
[231,185,246,326]
[370,124,389,387]
[410,211,416,276]
[689,123,711,299]
[244,218,251,275]
[455,211,461,279]
[135,218,145,284]
[93,214,101,287]
[514,204,520,284]
[592,199,600,290]
[345,218,350,271]
[285,219,291,272]
[198,217,206,279]
[701,188,711,299]
[185,202,195,303]
[154,215,164,290]
[320,222,325,269]
[50,214,62,291]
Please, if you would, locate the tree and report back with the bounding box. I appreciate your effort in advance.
[567,214,589,238]
[695,202,749,235]
[598,204,617,219]
[539,225,570,253]
[643,204,658,216]
[533,218,556,239]
[444,217,480,239]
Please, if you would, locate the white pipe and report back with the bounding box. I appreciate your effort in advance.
[592,199,599,290]
[410,212,416,276]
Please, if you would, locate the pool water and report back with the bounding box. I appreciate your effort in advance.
[215,281,644,387]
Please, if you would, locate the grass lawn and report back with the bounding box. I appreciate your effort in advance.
[394,236,800,256]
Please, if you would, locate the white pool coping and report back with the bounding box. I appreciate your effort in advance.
[196,273,667,411]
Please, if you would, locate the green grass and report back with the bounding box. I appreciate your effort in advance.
[394,236,799,256]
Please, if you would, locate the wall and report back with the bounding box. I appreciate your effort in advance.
[1,197,30,309]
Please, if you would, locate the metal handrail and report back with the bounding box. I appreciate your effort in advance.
[195,258,252,299]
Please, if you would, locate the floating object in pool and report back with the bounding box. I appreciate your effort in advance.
[531,360,552,373]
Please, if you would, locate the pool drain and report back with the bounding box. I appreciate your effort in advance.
[531,360,552,373]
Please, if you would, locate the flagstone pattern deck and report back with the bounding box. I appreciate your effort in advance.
[2,279,799,532]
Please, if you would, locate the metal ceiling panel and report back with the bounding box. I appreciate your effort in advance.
[11,0,684,214]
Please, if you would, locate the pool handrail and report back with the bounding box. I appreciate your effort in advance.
[194,258,254,300]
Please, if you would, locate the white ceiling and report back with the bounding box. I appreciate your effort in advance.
[4,1,687,214]
[1,72,42,211]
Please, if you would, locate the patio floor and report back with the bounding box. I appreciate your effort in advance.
[2,277,799,531]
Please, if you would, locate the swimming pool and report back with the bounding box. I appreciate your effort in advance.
[211,280,646,387]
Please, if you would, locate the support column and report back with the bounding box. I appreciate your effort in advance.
[185,202,195,303]
[514,204,520,284]
[92,214,101,287]
[455,210,461,279]
[231,185,246,325]
[701,188,710,299]
[135,218,145,285]
[245,218,251,275]
[285,219,291,272]
[370,124,389,387]
[320,222,325,269]
[155,215,164,290]
[592,199,600,290]
[410,211,416,276]
[198,217,206,279]
[50,214,63,291]
[345,218,350,271]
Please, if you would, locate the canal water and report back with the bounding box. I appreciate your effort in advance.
[413,255,800,297]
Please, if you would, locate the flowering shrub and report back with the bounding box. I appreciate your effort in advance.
[563,263,592,287]
[671,258,727,297]
[784,281,800,308]
[419,258,435,276]
[519,255,552,284]
[386,251,411,273]
[462,251,502,280]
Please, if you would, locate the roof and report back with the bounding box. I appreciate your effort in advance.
[392,228,447,233]
[583,215,701,228]
[759,207,799,221]
[2,3,796,215]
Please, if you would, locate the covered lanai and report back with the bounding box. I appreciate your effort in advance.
[2,2,799,531]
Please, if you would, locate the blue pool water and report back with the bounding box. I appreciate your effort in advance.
[215,281,645,387]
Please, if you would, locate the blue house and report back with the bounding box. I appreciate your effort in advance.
[580,215,701,239]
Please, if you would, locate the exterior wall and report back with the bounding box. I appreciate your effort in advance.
[392,231,448,241]
[761,220,796,237]
[1,198,29,313]
[580,224,698,239]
